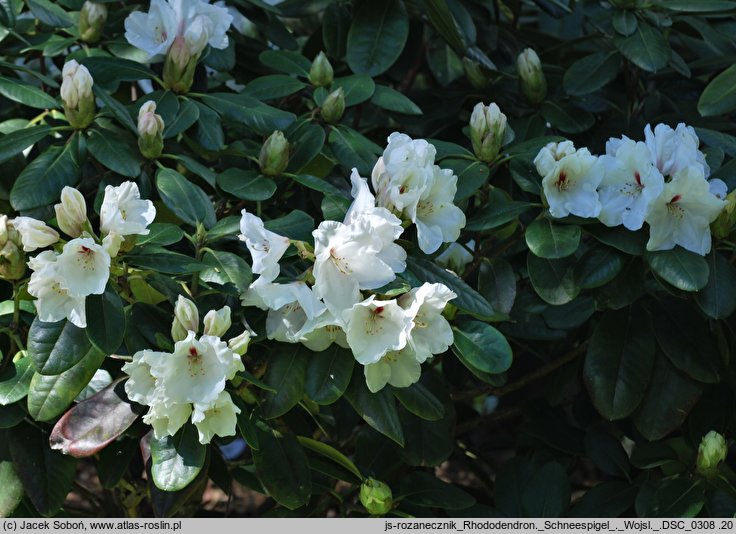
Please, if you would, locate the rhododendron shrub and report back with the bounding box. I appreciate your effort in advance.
[0,0,736,519]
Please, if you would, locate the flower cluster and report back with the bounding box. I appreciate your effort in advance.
[21,182,156,327]
[123,297,251,444]
[535,123,727,256]
[239,134,463,392]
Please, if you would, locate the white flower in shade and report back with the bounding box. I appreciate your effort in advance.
[709,178,728,200]
[533,140,576,177]
[100,181,156,237]
[203,306,231,337]
[301,314,350,352]
[258,281,327,342]
[238,210,291,282]
[604,134,634,157]
[60,60,93,109]
[343,296,413,365]
[598,139,665,231]
[191,391,241,444]
[371,132,436,219]
[541,147,604,218]
[12,217,59,252]
[124,0,232,60]
[143,397,192,439]
[228,328,254,356]
[399,283,456,363]
[56,237,110,296]
[435,240,474,275]
[363,347,421,393]
[152,331,244,405]
[102,232,124,258]
[54,186,87,238]
[27,251,87,327]
[645,123,710,177]
[414,166,466,254]
[645,166,726,256]
[122,349,168,405]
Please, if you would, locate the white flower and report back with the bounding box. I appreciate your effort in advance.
[191,391,241,444]
[435,240,474,275]
[534,140,576,177]
[27,251,87,327]
[60,60,93,109]
[124,0,232,61]
[143,397,192,439]
[228,327,254,356]
[100,181,156,237]
[214,1,257,38]
[203,306,231,337]
[238,209,290,283]
[645,165,726,256]
[644,123,710,178]
[259,282,328,343]
[540,147,604,219]
[343,296,413,365]
[363,347,421,393]
[171,295,199,341]
[709,178,728,200]
[597,139,665,231]
[102,232,124,258]
[414,166,466,254]
[152,331,243,405]
[11,217,59,252]
[371,132,436,219]
[56,237,111,297]
[399,283,456,363]
[300,314,350,352]
[122,349,168,405]
[54,186,87,238]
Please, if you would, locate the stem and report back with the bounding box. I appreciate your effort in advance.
[4,282,23,369]
[451,340,589,402]
[190,224,206,298]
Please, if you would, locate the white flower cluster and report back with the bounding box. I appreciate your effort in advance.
[240,133,464,393]
[25,182,155,327]
[123,297,249,444]
[124,0,232,61]
[535,123,727,256]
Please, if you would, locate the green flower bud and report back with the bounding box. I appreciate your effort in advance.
[259,131,290,176]
[470,102,507,163]
[54,186,88,238]
[712,189,736,239]
[517,48,547,105]
[309,51,333,88]
[203,306,232,337]
[61,60,95,129]
[0,239,25,280]
[228,328,254,356]
[321,87,345,123]
[463,58,490,90]
[79,1,108,43]
[359,478,393,516]
[163,36,199,93]
[697,431,727,477]
[137,100,165,159]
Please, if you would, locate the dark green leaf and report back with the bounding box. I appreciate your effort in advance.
[574,247,624,289]
[563,53,621,96]
[0,460,23,517]
[347,0,409,76]
[527,254,580,305]
[28,318,91,375]
[392,383,444,421]
[304,345,354,405]
[0,77,58,109]
[451,321,513,375]
[156,167,216,228]
[200,250,252,292]
[0,357,34,405]
[399,471,475,510]
[262,344,308,419]
[252,428,311,509]
[541,102,595,134]
[699,64,736,117]
[345,370,404,446]
[0,125,51,164]
[522,461,570,517]
[85,285,125,355]
[164,99,200,138]
[466,200,537,231]
[696,252,736,319]
[371,85,422,115]
[616,22,671,72]
[243,75,307,101]
[27,0,72,27]
[216,168,276,202]
[332,74,376,106]
[259,50,311,77]
[584,306,656,420]
[478,258,516,315]
[526,219,581,259]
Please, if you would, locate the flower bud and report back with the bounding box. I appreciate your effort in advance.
[712,189,736,240]
[12,217,59,252]
[320,87,345,123]
[697,430,728,477]
[359,478,393,516]
[61,60,95,129]
[203,306,232,338]
[228,329,253,356]
[137,100,165,159]
[517,48,547,105]
[171,295,199,342]
[54,186,87,238]
[259,131,290,176]
[0,240,25,281]
[470,102,507,163]
[463,57,489,89]
[79,1,108,43]
[309,51,333,88]
[163,36,198,93]
[102,232,124,258]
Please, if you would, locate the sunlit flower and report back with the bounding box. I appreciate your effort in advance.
[192,390,241,444]
[12,217,59,252]
[238,210,290,283]
[27,251,87,327]
[399,283,456,363]
[100,182,156,237]
[540,147,604,218]
[122,349,168,405]
[414,166,466,254]
[56,237,110,296]
[343,296,413,365]
[143,396,192,439]
[363,347,421,393]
